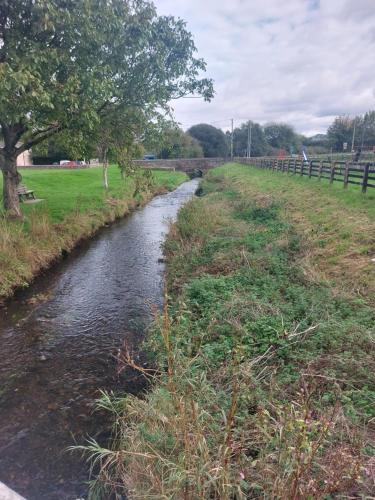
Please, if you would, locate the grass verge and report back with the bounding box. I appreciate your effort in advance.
[84,164,375,499]
[0,166,186,300]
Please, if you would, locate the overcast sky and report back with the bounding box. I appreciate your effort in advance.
[154,0,375,136]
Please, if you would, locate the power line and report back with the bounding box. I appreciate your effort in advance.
[179,116,255,130]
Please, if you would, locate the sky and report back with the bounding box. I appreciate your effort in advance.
[153,0,375,136]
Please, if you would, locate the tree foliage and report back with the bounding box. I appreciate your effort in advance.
[232,121,267,157]
[0,0,214,214]
[263,123,300,154]
[157,125,203,159]
[327,116,354,152]
[187,124,228,158]
[327,112,375,152]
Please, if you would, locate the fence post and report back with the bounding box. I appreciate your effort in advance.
[330,162,336,184]
[343,162,350,189]
[318,161,323,181]
[300,160,304,176]
[293,159,297,175]
[362,163,370,193]
[308,161,312,178]
[287,159,290,174]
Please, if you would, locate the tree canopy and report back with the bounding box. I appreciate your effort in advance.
[263,123,300,154]
[187,124,228,158]
[0,0,214,215]
[232,121,267,157]
[157,126,203,159]
[327,113,375,152]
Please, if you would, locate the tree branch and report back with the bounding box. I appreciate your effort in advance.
[16,125,63,155]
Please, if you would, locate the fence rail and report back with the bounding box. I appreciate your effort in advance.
[235,157,375,193]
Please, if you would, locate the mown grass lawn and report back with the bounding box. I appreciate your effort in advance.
[91,164,375,499]
[0,166,186,299]
[0,166,186,222]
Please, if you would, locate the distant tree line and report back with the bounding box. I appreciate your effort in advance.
[186,122,305,158]
[33,111,375,164]
[327,111,375,153]
[185,112,375,158]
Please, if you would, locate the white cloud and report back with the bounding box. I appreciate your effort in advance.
[154,0,375,135]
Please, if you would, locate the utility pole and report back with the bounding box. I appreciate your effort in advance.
[247,121,252,158]
[360,114,367,150]
[230,118,234,160]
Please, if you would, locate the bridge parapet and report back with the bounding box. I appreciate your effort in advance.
[133,157,226,173]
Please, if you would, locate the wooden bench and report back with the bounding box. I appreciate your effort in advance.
[17,184,35,202]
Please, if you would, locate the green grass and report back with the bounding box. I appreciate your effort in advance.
[222,163,375,219]
[0,166,186,299]
[88,164,375,499]
[0,166,186,222]
[218,163,375,304]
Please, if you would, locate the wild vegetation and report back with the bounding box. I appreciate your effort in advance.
[87,164,375,498]
[0,166,186,300]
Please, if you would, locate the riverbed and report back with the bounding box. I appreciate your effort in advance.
[0,179,199,499]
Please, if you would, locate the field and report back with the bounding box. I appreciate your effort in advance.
[90,164,375,498]
[0,166,186,299]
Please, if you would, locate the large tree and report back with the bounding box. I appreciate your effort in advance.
[188,124,228,158]
[232,121,267,157]
[158,125,203,159]
[0,0,213,216]
[263,122,300,154]
[327,116,354,152]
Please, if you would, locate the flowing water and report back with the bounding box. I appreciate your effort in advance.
[0,179,199,499]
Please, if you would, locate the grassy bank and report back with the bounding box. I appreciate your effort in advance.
[88,164,375,499]
[0,166,186,300]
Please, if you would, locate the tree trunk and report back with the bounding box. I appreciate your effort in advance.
[102,149,109,189]
[1,154,22,217]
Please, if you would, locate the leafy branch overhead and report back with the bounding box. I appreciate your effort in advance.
[0,0,214,213]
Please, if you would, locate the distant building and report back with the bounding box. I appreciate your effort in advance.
[0,142,32,166]
[17,149,32,167]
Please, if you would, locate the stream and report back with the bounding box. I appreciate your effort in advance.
[0,179,199,499]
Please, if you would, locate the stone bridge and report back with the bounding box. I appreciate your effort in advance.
[133,157,226,176]
[22,158,227,176]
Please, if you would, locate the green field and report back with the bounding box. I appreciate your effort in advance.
[0,166,186,222]
[0,166,186,299]
[91,164,375,499]
[232,162,375,218]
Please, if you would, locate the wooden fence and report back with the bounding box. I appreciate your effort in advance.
[235,157,375,193]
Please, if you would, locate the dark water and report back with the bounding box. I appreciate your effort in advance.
[0,179,199,499]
